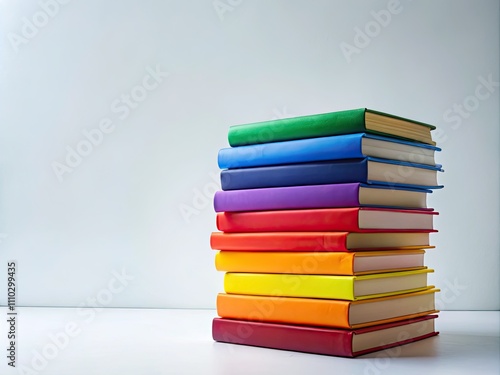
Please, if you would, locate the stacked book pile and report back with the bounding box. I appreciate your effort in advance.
[210,108,443,357]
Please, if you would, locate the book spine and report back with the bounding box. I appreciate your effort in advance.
[218,133,365,169]
[210,232,349,251]
[213,183,361,212]
[220,160,368,190]
[212,318,354,357]
[215,251,355,275]
[216,208,360,232]
[216,293,352,328]
[227,108,366,147]
[224,273,356,300]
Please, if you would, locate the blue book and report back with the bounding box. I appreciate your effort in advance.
[220,158,443,191]
[218,133,440,169]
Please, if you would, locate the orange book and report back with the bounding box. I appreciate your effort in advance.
[215,250,426,275]
[216,289,439,329]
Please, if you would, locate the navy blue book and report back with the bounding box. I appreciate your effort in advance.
[218,133,440,169]
[220,158,443,191]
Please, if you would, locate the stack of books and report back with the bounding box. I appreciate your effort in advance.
[210,108,443,357]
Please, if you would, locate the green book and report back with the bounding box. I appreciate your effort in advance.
[228,108,436,147]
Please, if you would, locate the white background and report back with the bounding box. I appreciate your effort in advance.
[0,0,498,310]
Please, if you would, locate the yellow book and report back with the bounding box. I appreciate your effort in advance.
[224,268,433,301]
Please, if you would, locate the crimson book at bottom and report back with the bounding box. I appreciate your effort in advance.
[212,315,438,357]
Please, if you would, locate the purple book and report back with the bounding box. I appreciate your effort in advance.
[213,183,433,212]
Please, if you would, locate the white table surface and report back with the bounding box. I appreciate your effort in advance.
[1,308,498,375]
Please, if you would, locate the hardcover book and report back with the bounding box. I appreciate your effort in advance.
[213,107,443,359]
[216,208,437,232]
[214,183,432,212]
[220,158,443,191]
[210,231,434,252]
[218,133,439,169]
[215,249,426,275]
[216,289,438,329]
[227,108,436,147]
[212,315,439,357]
[223,268,433,300]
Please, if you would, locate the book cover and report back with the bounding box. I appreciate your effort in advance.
[218,133,440,169]
[220,158,443,191]
[223,269,433,300]
[210,231,434,252]
[227,108,436,147]
[213,183,433,212]
[212,315,438,357]
[216,208,437,233]
[215,249,426,275]
[216,289,439,329]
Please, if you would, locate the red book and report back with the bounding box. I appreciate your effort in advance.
[212,315,438,357]
[210,231,433,251]
[216,208,437,232]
